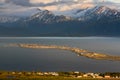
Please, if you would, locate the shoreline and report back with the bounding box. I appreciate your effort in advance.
[18,44,120,61]
[0,71,120,79]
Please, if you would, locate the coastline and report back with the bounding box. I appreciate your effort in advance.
[18,44,120,61]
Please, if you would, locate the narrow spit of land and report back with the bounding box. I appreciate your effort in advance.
[18,44,120,61]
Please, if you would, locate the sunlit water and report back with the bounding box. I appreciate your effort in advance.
[0,37,120,72]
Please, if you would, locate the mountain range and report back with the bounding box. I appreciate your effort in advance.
[0,6,120,37]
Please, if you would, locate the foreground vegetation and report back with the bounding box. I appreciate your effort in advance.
[1,77,120,80]
[0,71,120,80]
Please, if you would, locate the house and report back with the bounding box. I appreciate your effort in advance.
[77,76,82,78]
[104,75,111,78]
[18,72,22,75]
[12,72,16,75]
[49,72,59,76]
[83,74,88,77]
[27,72,32,75]
[74,71,79,74]
[36,72,43,75]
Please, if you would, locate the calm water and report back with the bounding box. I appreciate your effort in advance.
[0,37,120,72]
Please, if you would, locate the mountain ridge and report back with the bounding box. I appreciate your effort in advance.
[0,6,120,37]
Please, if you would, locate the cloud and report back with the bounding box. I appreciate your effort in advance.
[109,0,120,3]
[36,0,95,11]
[40,3,94,11]
[2,0,94,7]
[4,0,31,6]
[1,0,120,16]
[29,0,55,4]
[0,0,5,3]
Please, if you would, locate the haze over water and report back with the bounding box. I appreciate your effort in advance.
[0,37,120,72]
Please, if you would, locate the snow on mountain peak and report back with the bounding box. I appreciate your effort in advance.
[74,6,120,19]
[0,6,120,23]
[93,6,109,14]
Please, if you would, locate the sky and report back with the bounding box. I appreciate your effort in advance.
[0,0,120,16]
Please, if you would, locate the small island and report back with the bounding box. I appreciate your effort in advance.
[18,44,120,61]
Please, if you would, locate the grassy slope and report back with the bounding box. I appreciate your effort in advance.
[0,76,119,80]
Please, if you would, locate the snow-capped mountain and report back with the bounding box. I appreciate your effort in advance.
[27,10,73,23]
[0,16,20,23]
[0,6,120,23]
[0,8,43,23]
[74,6,120,21]
[27,6,120,23]
[0,8,73,24]
[0,6,120,36]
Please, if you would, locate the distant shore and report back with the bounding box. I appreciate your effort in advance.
[18,44,120,61]
[0,71,120,79]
